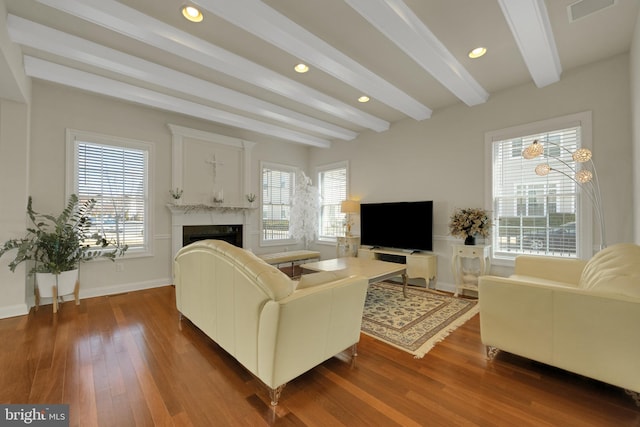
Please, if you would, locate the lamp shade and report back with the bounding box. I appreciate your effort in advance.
[522,140,544,159]
[340,200,360,214]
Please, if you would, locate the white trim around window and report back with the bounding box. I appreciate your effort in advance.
[485,111,593,265]
[260,161,297,247]
[66,128,154,258]
[316,160,349,244]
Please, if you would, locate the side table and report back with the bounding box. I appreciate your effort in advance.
[451,244,491,297]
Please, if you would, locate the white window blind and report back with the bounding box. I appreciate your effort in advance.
[492,127,581,258]
[261,164,294,242]
[318,163,347,240]
[75,141,148,250]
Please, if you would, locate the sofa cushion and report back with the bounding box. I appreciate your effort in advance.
[579,243,640,297]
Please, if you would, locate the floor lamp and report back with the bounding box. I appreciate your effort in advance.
[522,139,606,250]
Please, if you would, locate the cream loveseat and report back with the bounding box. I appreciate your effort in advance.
[173,240,369,405]
[478,243,640,405]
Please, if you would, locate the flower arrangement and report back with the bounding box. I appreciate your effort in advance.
[169,188,183,200]
[246,193,256,203]
[448,208,492,239]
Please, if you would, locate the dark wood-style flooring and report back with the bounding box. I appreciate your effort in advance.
[0,285,638,426]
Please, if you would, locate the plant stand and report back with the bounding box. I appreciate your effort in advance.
[35,270,80,313]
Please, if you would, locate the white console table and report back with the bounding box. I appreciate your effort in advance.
[357,247,437,289]
[451,244,491,297]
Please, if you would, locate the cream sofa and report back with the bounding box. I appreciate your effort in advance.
[173,240,369,405]
[478,243,640,405]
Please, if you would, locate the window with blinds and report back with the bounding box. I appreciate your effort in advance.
[492,126,581,258]
[261,163,294,242]
[68,131,150,253]
[317,162,347,241]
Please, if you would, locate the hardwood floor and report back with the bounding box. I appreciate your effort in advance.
[1,285,638,426]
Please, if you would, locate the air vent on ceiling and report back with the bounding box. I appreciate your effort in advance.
[568,0,616,22]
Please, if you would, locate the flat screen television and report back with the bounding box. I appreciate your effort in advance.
[360,200,433,252]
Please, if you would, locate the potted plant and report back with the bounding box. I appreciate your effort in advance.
[169,187,184,205]
[448,207,492,245]
[0,194,128,307]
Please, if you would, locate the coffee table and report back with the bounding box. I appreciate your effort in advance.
[300,257,409,297]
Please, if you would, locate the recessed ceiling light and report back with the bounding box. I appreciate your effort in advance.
[358,96,370,103]
[294,63,309,73]
[181,5,203,23]
[468,47,487,59]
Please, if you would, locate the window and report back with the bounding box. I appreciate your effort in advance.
[66,129,152,255]
[317,162,348,242]
[486,112,593,261]
[261,162,295,244]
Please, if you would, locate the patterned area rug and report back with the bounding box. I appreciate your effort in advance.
[361,282,479,358]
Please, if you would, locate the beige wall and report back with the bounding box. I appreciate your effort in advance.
[22,80,308,309]
[0,99,30,317]
[632,7,640,243]
[310,53,633,285]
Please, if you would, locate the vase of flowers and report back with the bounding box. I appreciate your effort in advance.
[448,208,492,245]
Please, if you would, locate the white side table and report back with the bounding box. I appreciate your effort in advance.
[451,244,491,297]
[337,236,360,257]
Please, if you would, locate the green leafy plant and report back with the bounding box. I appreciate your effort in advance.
[0,194,128,275]
[169,188,183,200]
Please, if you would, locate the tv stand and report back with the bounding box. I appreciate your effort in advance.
[358,247,437,289]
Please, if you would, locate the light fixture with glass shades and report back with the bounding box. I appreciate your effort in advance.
[181,5,203,22]
[522,139,605,250]
[340,200,360,237]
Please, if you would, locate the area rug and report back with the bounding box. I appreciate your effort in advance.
[361,282,479,358]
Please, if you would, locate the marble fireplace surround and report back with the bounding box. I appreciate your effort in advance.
[168,205,251,256]
[168,124,255,256]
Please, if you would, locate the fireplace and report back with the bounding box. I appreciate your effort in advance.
[168,204,250,257]
[182,224,243,248]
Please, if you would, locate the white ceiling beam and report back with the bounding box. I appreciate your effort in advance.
[23,56,332,148]
[34,0,389,133]
[8,15,357,141]
[498,0,562,88]
[193,0,432,120]
[344,0,489,107]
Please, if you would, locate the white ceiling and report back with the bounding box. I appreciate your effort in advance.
[2,0,638,148]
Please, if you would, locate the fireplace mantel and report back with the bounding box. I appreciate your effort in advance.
[167,203,255,214]
[168,203,256,256]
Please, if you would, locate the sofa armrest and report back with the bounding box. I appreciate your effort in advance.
[480,274,640,393]
[478,275,558,364]
[553,289,640,393]
[257,275,369,388]
[514,255,587,286]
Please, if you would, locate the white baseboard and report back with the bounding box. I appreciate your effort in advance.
[435,281,456,293]
[79,278,172,299]
[0,303,29,319]
[0,278,173,318]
